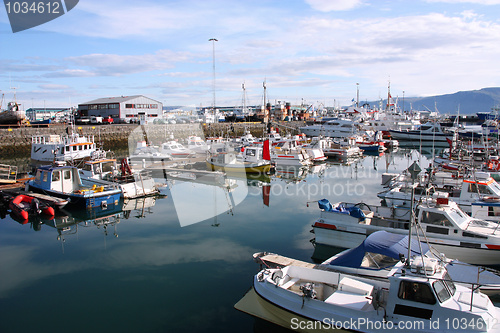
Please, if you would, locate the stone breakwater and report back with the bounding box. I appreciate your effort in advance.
[0,121,305,158]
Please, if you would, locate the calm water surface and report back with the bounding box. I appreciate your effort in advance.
[0,149,433,333]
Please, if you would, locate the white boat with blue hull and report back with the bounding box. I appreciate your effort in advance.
[312,198,500,265]
[26,165,121,209]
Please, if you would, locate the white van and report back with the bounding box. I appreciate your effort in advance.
[90,116,103,124]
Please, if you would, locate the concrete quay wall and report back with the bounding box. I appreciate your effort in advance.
[0,121,305,158]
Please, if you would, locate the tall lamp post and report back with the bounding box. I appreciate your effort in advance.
[209,38,218,115]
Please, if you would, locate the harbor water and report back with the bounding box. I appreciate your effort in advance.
[0,149,448,333]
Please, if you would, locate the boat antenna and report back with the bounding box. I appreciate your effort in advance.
[406,161,421,266]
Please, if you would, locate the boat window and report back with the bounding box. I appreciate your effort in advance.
[398,281,436,305]
[360,252,399,269]
[52,171,60,182]
[65,146,70,152]
[420,126,432,131]
[64,170,71,180]
[448,208,468,226]
[72,146,76,151]
[79,145,82,151]
[420,211,453,227]
[443,272,456,295]
[83,164,92,171]
[35,170,42,182]
[433,280,452,303]
[102,161,115,172]
[60,147,64,154]
[42,171,48,182]
[468,183,493,195]
[246,149,256,156]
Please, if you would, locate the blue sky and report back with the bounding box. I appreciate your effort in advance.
[1,0,500,109]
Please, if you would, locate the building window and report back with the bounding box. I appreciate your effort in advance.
[126,104,134,108]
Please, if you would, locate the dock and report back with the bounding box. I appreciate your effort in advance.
[253,252,316,269]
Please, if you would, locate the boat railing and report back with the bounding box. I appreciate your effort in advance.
[0,164,17,181]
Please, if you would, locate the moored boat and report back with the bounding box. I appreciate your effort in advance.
[253,253,500,332]
[9,194,55,221]
[206,141,272,174]
[312,198,500,265]
[26,165,121,209]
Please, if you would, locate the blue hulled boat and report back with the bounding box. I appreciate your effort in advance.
[26,165,121,209]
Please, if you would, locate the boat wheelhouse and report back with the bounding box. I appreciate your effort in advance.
[78,154,159,199]
[31,132,96,164]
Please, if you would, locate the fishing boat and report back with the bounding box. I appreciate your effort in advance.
[377,172,500,219]
[186,136,209,154]
[322,230,500,296]
[31,131,97,165]
[159,141,195,158]
[312,197,500,265]
[206,141,272,174]
[271,139,313,166]
[0,101,27,124]
[253,253,500,333]
[26,165,121,209]
[9,194,55,221]
[78,152,159,199]
[129,141,172,164]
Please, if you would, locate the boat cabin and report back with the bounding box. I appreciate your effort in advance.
[31,165,83,193]
[79,158,118,180]
[31,133,96,163]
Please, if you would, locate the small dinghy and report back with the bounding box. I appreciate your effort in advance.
[9,194,55,221]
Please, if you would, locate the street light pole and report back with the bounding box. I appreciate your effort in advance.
[209,38,218,114]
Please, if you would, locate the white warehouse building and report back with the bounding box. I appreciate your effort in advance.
[78,95,163,124]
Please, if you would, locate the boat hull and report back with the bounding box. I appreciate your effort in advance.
[206,161,271,174]
[27,184,121,209]
[313,221,500,266]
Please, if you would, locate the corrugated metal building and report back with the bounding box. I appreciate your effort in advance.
[78,95,163,124]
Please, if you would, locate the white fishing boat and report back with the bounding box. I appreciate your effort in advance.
[253,253,500,333]
[312,197,500,265]
[206,142,272,174]
[271,139,313,166]
[186,136,210,154]
[31,132,97,165]
[378,172,500,220]
[129,141,172,164]
[78,151,159,199]
[159,141,195,158]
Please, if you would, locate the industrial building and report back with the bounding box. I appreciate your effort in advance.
[25,107,72,122]
[78,95,163,124]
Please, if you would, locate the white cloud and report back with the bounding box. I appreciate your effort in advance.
[305,0,364,11]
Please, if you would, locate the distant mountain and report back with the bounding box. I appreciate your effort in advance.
[384,87,500,116]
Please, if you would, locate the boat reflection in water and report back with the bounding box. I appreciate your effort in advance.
[122,196,158,219]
